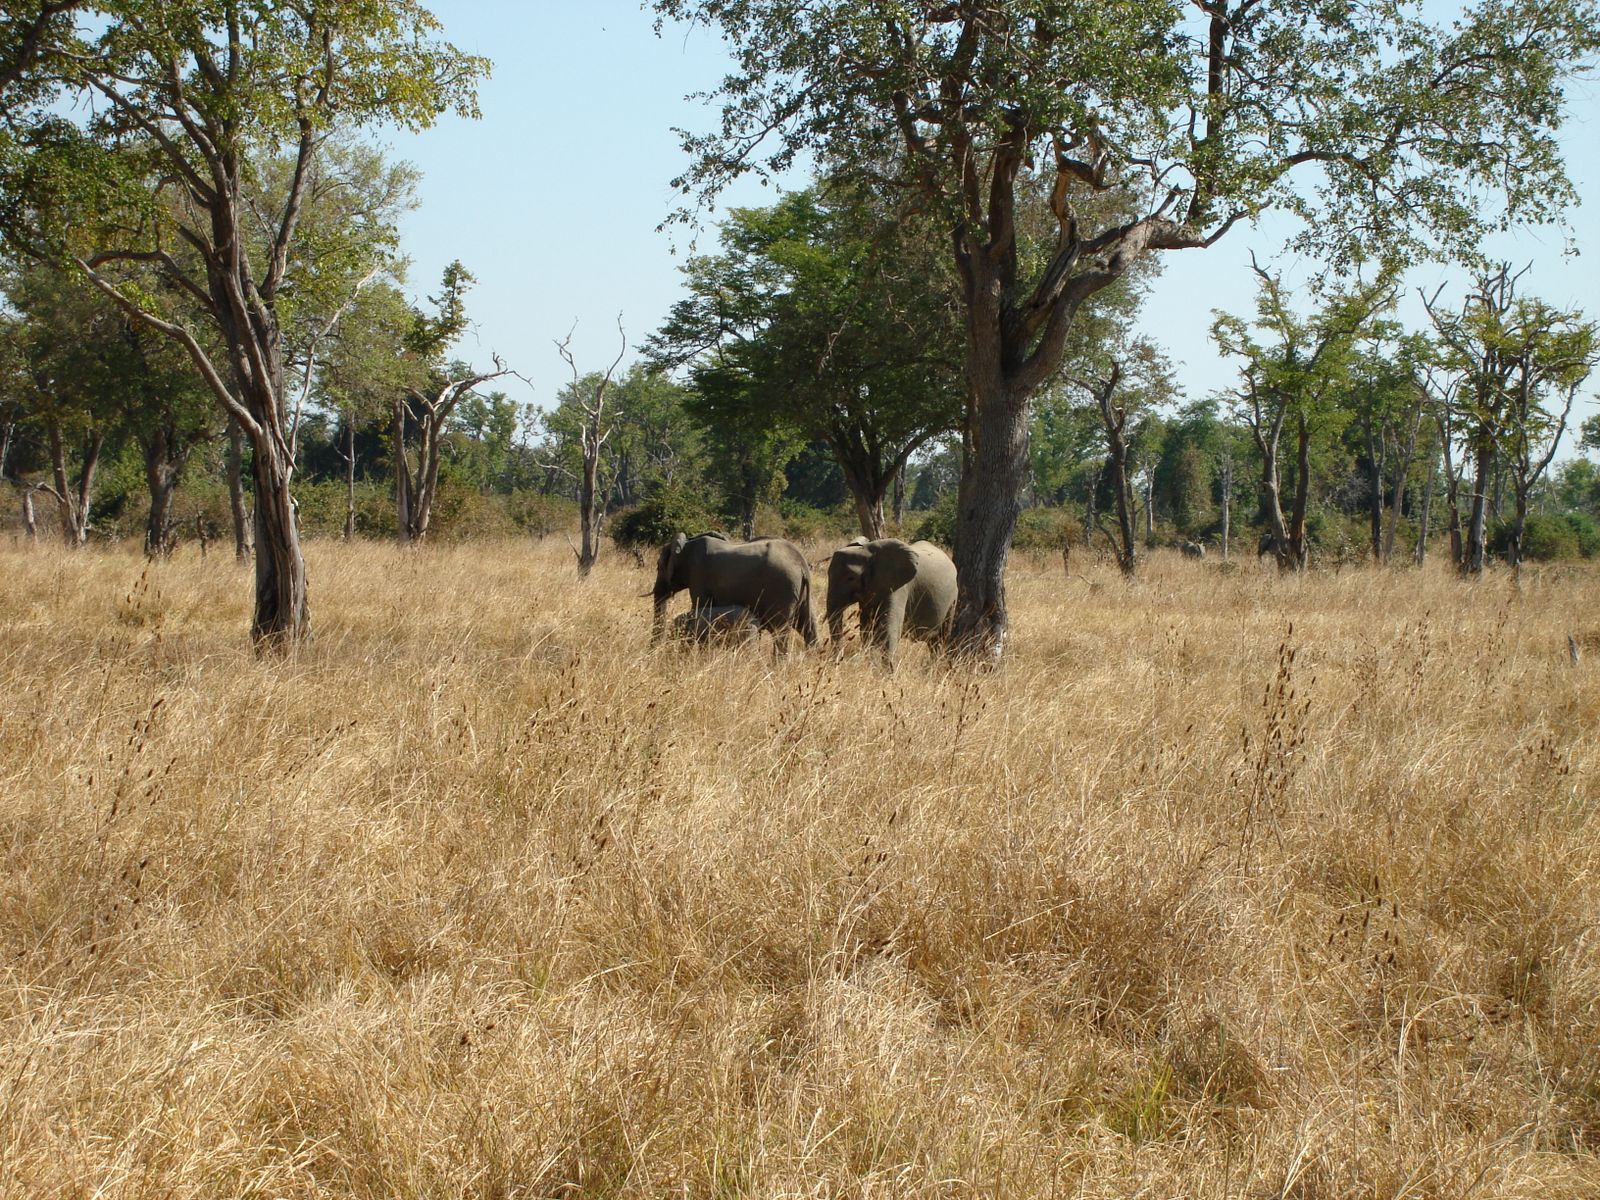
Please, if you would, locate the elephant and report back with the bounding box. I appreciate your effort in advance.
[669,603,761,646]
[652,532,818,647]
[1179,540,1206,559]
[826,536,957,658]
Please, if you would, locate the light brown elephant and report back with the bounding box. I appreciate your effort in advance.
[825,536,957,658]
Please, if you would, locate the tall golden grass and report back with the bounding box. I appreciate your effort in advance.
[2,537,1598,1198]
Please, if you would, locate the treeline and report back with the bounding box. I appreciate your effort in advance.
[5,198,1596,574]
[3,2,1599,653]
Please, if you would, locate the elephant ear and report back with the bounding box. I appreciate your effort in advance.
[657,532,688,584]
[867,539,918,592]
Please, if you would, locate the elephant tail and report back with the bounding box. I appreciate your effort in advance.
[796,574,819,646]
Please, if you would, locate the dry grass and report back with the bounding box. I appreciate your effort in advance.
[2,537,1599,1198]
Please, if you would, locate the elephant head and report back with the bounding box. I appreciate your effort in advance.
[652,532,690,640]
[826,537,919,645]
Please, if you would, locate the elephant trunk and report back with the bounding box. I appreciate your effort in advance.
[651,593,670,643]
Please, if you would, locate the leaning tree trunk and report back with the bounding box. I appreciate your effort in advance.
[227,416,253,560]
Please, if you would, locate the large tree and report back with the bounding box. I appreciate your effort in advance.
[656,0,1600,658]
[0,2,486,646]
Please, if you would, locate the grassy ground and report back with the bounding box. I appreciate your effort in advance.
[1,537,1597,1198]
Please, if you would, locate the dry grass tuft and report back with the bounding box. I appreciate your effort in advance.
[2,538,1598,1197]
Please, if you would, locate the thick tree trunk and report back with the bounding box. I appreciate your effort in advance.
[142,425,190,557]
[227,416,253,560]
[1463,434,1493,575]
[949,377,1030,660]
[249,438,309,647]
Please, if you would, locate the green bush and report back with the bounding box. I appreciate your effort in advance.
[1013,506,1076,551]
[609,484,718,549]
[912,491,957,546]
[1490,512,1599,562]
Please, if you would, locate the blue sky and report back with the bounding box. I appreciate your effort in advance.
[383,0,1600,431]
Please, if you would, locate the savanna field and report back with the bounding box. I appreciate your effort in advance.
[2,537,1598,1198]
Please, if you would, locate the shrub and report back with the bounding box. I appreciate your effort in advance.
[1491,513,1599,562]
[609,485,718,550]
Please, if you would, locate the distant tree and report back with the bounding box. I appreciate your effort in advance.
[1214,264,1398,569]
[1068,340,1175,576]
[1342,341,1427,564]
[657,0,1600,659]
[1422,265,1598,574]
[393,263,516,545]
[551,322,628,575]
[0,2,488,645]
[320,282,424,540]
[649,186,962,538]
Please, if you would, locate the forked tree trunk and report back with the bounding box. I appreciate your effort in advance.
[46,419,102,547]
[227,416,253,560]
[142,425,190,557]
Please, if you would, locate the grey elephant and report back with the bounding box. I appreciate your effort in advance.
[652,532,818,647]
[669,603,761,646]
[826,536,957,657]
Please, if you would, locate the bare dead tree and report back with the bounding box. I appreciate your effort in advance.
[1070,362,1139,578]
[554,318,628,576]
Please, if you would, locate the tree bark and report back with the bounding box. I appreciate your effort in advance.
[227,416,253,560]
[21,485,37,541]
[249,437,309,646]
[1288,413,1311,570]
[949,374,1030,659]
[142,424,189,557]
[1463,430,1493,575]
[1382,408,1422,564]
[1414,447,1435,567]
[46,418,101,547]
[1219,454,1232,560]
[343,416,357,542]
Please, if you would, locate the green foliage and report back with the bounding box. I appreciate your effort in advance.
[608,484,718,550]
[912,492,957,547]
[1490,513,1599,561]
[1013,507,1078,553]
